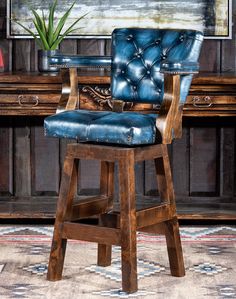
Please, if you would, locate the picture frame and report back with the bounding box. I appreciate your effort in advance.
[6,0,232,39]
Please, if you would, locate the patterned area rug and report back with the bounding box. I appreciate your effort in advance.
[0,225,236,299]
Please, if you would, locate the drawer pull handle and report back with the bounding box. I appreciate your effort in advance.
[17,95,39,107]
[192,96,212,108]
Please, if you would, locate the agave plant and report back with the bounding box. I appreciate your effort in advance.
[13,0,86,50]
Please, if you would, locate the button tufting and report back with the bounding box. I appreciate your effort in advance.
[161,54,167,60]
[126,34,133,40]
[110,28,202,106]
[179,35,185,42]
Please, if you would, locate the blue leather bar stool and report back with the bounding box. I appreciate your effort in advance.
[45,28,203,293]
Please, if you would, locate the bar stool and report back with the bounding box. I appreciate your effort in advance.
[44,28,203,293]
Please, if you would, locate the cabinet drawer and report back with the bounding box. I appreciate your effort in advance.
[0,94,61,115]
[184,95,236,116]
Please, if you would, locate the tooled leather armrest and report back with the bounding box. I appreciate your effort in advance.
[157,61,200,144]
[160,60,199,75]
[160,61,199,74]
[49,55,112,68]
[50,55,112,113]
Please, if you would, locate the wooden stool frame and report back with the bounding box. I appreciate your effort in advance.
[47,142,185,293]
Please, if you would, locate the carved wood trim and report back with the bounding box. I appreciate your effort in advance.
[82,85,113,109]
[81,85,133,111]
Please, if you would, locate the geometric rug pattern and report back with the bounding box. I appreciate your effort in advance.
[0,225,235,298]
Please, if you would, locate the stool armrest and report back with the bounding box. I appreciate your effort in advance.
[160,61,199,74]
[158,61,200,142]
[55,68,78,113]
[53,55,111,113]
[156,74,182,144]
[50,55,112,68]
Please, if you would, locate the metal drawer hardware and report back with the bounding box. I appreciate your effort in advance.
[192,96,213,108]
[17,95,39,107]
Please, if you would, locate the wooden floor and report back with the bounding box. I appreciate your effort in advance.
[0,196,236,220]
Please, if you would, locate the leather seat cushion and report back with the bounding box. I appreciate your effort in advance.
[44,110,158,145]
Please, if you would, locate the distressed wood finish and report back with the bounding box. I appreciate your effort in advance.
[118,153,137,292]
[156,74,181,143]
[0,0,236,220]
[47,72,185,293]
[97,161,114,266]
[47,156,78,281]
[0,72,236,220]
[56,68,79,113]
[1,72,236,116]
[48,142,185,293]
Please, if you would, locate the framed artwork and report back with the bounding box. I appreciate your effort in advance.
[7,0,232,39]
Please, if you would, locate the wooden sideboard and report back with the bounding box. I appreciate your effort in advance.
[0,71,235,220]
[0,71,236,116]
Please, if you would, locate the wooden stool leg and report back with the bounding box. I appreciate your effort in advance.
[154,144,174,204]
[164,217,185,277]
[154,145,185,277]
[98,244,112,266]
[47,156,78,281]
[119,154,137,293]
[98,161,114,267]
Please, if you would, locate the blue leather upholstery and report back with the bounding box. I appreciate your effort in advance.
[45,110,157,145]
[50,55,112,68]
[111,28,203,104]
[160,61,199,74]
[45,28,203,146]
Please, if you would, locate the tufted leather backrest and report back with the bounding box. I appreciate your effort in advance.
[111,28,203,105]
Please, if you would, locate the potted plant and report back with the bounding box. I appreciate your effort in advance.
[13,0,87,72]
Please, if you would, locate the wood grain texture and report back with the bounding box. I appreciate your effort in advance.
[0,123,13,195]
[97,161,115,266]
[199,40,221,72]
[47,132,184,292]
[56,68,79,113]
[221,0,236,72]
[190,127,219,195]
[172,128,190,196]
[164,217,185,277]
[0,73,235,219]
[0,0,236,221]
[12,40,32,72]
[1,0,236,73]
[14,123,31,196]
[220,128,235,197]
[118,153,137,293]
[47,155,78,281]
[155,145,175,204]
[31,124,60,195]
[156,74,181,144]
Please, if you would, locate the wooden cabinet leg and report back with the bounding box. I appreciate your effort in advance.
[47,156,78,281]
[164,217,185,277]
[97,161,114,267]
[119,155,137,293]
